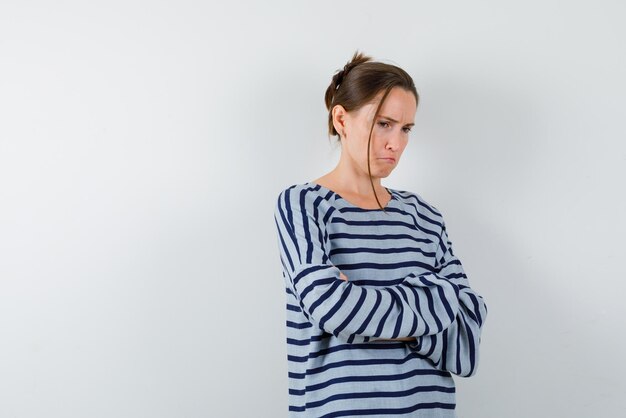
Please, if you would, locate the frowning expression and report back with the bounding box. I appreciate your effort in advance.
[336,86,417,178]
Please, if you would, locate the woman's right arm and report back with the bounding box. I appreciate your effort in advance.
[274,186,461,344]
[337,272,416,342]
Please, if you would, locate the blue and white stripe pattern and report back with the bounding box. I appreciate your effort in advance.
[273,182,488,417]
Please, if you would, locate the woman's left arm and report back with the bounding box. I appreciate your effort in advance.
[407,219,488,377]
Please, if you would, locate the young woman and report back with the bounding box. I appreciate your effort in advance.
[273,51,488,417]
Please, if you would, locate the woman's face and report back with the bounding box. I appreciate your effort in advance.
[337,86,417,179]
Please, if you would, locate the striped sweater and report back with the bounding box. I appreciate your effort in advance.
[273,182,488,417]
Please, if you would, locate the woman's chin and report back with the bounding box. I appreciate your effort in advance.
[375,169,393,178]
[378,164,397,175]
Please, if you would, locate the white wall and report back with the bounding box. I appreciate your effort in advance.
[1,1,624,417]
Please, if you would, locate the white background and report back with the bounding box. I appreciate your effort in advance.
[1,1,625,417]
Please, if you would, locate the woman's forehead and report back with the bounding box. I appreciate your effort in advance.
[356,92,416,122]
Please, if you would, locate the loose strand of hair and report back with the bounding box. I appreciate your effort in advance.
[367,85,394,213]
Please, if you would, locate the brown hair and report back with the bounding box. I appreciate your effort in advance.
[324,50,419,211]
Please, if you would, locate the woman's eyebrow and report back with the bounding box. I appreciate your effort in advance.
[379,115,415,126]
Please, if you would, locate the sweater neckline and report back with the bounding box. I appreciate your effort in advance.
[307,182,397,211]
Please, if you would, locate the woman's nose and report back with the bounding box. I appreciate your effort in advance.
[386,133,402,150]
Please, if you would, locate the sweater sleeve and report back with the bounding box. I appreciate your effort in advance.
[407,219,488,377]
[274,186,461,344]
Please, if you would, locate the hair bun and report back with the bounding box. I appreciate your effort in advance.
[332,70,346,91]
[324,50,376,113]
[333,51,371,91]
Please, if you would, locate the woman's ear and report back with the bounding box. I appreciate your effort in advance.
[332,104,347,138]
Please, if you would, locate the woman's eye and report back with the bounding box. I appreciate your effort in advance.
[403,127,412,133]
[378,121,390,128]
